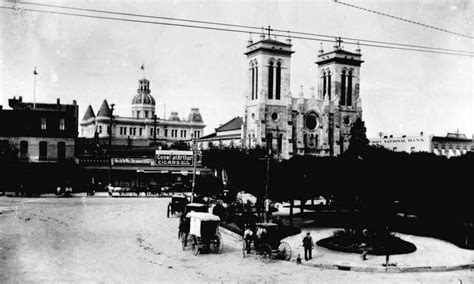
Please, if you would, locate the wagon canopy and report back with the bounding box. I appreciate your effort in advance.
[187,212,221,238]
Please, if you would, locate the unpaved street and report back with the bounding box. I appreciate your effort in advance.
[0,197,472,283]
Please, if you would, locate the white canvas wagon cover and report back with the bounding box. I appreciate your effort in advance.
[187,212,220,237]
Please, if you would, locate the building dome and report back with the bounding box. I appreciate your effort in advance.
[132,93,155,105]
[187,107,203,122]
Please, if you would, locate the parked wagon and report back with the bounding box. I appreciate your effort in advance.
[167,195,189,218]
[242,222,292,262]
[181,212,223,256]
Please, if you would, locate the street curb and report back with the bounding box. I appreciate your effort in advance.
[289,256,474,273]
[220,226,474,273]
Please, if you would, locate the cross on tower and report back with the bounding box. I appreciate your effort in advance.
[265,25,273,38]
[336,37,343,49]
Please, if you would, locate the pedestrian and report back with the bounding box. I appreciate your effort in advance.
[302,232,314,261]
[243,225,253,254]
[361,247,368,261]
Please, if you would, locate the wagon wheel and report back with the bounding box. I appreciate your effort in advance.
[181,233,187,250]
[242,239,246,258]
[213,233,224,254]
[192,236,200,256]
[167,204,170,218]
[260,243,272,263]
[277,241,292,261]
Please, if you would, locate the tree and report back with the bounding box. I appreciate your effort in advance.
[346,117,370,158]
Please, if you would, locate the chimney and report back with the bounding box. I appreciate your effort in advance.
[57,98,60,104]
[19,96,22,102]
[420,131,424,136]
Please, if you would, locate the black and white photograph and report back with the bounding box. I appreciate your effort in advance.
[0,0,473,283]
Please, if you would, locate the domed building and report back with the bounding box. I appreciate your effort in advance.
[80,76,205,148]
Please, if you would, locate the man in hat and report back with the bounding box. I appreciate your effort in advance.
[302,232,314,261]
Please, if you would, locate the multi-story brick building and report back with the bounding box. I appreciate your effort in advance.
[0,96,78,162]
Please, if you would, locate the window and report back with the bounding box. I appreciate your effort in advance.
[156,128,160,136]
[139,128,142,136]
[164,129,168,137]
[322,71,326,98]
[327,71,331,100]
[268,61,274,99]
[107,126,110,135]
[39,141,47,161]
[129,127,133,136]
[145,111,149,118]
[59,118,65,130]
[41,118,47,130]
[255,66,258,100]
[123,127,127,136]
[266,132,273,152]
[133,128,137,136]
[150,128,153,136]
[137,111,140,118]
[276,61,281,100]
[197,131,200,138]
[183,130,186,138]
[251,65,255,100]
[99,125,103,134]
[340,70,346,106]
[57,142,66,160]
[20,141,28,159]
[347,70,352,106]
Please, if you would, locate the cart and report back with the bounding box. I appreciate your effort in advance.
[242,222,292,262]
[167,195,189,218]
[178,203,209,240]
[181,212,223,256]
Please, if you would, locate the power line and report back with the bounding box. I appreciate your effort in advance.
[15,1,474,55]
[1,5,473,58]
[334,0,474,40]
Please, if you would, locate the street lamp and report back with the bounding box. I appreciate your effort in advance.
[108,103,115,185]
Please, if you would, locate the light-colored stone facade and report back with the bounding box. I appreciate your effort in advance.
[242,36,364,159]
[80,77,205,147]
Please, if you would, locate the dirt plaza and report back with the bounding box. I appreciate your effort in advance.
[0,196,472,283]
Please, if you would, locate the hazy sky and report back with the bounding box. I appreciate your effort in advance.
[1,0,473,138]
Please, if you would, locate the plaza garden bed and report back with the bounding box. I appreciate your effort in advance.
[317,229,417,255]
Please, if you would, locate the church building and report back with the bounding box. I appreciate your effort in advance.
[242,33,364,159]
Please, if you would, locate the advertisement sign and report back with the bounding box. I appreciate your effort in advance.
[111,158,152,166]
[155,150,201,167]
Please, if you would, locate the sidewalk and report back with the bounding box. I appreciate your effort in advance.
[283,228,474,273]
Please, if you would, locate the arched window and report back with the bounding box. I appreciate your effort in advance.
[268,61,274,99]
[251,64,255,100]
[347,70,353,106]
[39,141,47,161]
[276,61,281,100]
[340,69,346,106]
[327,70,331,100]
[322,71,326,98]
[255,64,258,100]
[57,141,66,160]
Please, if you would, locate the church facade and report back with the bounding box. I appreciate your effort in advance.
[242,35,364,159]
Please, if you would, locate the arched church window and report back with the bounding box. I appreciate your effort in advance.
[327,70,331,100]
[255,65,258,100]
[340,69,346,106]
[251,64,255,100]
[347,70,353,106]
[268,61,274,99]
[276,61,281,100]
[322,71,326,98]
[305,113,318,131]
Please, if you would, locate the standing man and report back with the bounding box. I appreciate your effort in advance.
[303,232,314,261]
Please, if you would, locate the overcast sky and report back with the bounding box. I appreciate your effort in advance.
[1,0,472,138]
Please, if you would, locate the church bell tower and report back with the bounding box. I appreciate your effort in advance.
[243,29,294,159]
[316,38,364,156]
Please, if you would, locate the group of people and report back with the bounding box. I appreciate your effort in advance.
[243,224,268,254]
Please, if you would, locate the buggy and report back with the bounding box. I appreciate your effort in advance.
[242,222,292,262]
[181,212,223,256]
[167,195,189,218]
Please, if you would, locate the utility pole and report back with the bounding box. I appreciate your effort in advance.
[191,139,197,203]
[108,104,115,185]
[33,66,38,109]
[153,114,157,146]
